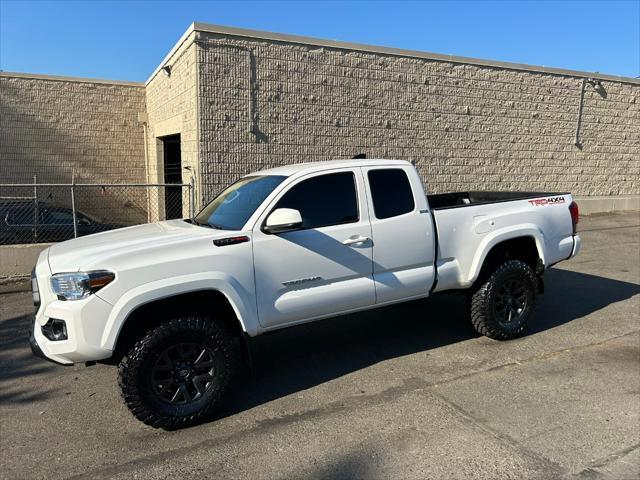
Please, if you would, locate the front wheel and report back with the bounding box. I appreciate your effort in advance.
[469,259,538,340]
[118,315,239,429]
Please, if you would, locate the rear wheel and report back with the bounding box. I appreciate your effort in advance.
[118,315,239,429]
[469,259,538,340]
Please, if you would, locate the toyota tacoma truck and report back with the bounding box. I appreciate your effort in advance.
[29,159,581,429]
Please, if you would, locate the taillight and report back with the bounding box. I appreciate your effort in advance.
[569,201,579,234]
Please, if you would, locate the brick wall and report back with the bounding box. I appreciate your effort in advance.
[196,33,639,203]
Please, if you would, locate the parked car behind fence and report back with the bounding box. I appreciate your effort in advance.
[0,181,195,245]
[0,200,124,244]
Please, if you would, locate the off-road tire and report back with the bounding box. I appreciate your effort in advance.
[118,315,239,429]
[469,259,538,340]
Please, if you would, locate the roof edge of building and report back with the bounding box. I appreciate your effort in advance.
[145,22,198,85]
[0,70,144,87]
[187,21,640,86]
[4,23,638,88]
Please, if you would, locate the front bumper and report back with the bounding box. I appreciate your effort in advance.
[30,251,115,365]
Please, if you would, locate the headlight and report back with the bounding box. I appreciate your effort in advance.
[50,271,115,301]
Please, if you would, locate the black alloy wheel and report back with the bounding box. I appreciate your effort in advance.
[119,316,240,429]
[493,277,531,329]
[151,342,218,405]
[469,259,538,340]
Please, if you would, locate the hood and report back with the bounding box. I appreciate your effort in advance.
[47,220,234,273]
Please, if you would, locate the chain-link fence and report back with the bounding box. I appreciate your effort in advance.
[0,179,195,245]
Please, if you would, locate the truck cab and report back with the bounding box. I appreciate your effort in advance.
[246,161,436,328]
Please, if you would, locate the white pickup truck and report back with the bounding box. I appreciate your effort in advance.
[30,159,581,428]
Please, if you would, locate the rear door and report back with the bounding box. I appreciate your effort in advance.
[252,168,375,328]
[363,166,436,303]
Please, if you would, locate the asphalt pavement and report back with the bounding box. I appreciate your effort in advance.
[1,211,638,479]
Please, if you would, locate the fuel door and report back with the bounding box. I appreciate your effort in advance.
[473,215,495,234]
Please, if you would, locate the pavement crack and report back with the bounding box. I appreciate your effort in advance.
[254,376,430,428]
[568,442,640,479]
[430,389,567,477]
[419,329,639,392]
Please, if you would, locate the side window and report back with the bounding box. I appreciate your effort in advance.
[41,208,74,225]
[5,206,34,226]
[368,169,415,219]
[274,172,358,229]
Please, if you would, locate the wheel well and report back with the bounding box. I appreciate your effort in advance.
[109,290,247,365]
[477,236,541,283]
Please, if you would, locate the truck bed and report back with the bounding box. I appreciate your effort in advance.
[427,191,568,210]
[429,191,576,293]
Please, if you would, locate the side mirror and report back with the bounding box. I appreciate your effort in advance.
[263,208,303,234]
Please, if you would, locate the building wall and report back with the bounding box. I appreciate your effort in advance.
[0,73,146,184]
[1,26,638,224]
[0,73,148,224]
[196,32,639,204]
[145,32,199,218]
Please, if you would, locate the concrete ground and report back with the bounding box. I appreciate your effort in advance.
[1,212,638,480]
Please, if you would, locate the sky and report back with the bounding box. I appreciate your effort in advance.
[0,0,638,82]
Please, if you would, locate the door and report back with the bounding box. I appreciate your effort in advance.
[363,166,436,303]
[162,134,182,220]
[252,169,375,328]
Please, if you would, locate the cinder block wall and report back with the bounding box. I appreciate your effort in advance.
[0,73,148,223]
[145,33,199,218]
[196,32,640,204]
[2,26,638,221]
[0,73,146,183]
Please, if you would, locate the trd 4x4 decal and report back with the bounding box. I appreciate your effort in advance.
[528,196,566,206]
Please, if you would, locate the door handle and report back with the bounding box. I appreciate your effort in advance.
[343,235,370,246]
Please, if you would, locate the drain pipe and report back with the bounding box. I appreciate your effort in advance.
[574,78,605,148]
[574,79,587,148]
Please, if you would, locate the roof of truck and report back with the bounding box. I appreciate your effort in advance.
[251,159,412,177]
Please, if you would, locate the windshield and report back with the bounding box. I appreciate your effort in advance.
[193,175,286,230]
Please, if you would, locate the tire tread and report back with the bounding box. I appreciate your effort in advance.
[118,315,239,430]
[469,259,538,340]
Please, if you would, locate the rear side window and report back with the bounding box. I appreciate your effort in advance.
[274,172,358,229]
[5,206,34,225]
[368,169,415,219]
[41,209,74,225]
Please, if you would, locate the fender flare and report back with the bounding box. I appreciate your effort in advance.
[467,225,546,285]
[99,272,258,351]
